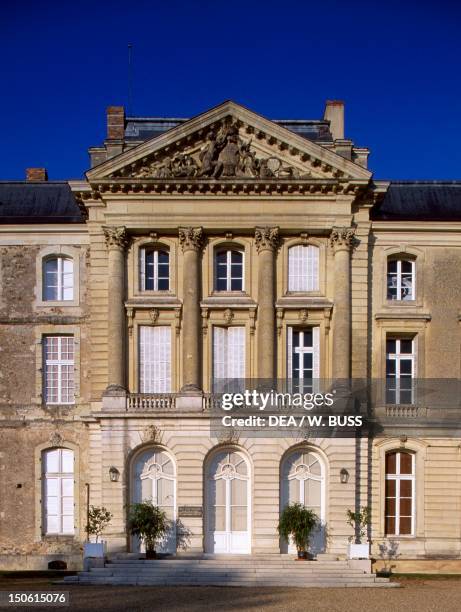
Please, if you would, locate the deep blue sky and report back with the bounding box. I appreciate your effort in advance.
[2,0,460,180]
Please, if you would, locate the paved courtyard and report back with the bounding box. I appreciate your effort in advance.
[1,574,461,612]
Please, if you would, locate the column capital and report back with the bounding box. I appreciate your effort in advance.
[255,226,281,253]
[178,226,205,253]
[329,226,355,252]
[103,226,129,251]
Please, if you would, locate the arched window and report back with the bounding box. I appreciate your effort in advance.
[387,257,415,301]
[288,245,319,292]
[385,450,415,536]
[43,256,73,301]
[42,448,74,535]
[215,248,244,291]
[140,248,169,291]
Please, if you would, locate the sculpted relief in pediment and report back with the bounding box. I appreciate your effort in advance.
[112,120,313,181]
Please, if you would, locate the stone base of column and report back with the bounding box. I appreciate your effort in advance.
[102,385,127,412]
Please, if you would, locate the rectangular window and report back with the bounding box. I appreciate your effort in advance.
[43,448,74,535]
[140,249,170,291]
[288,245,319,292]
[387,259,415,301]
[44,336,75,404]
[212,326,245,390]
[386,337,415,405]
[385,451,415,536]
[287,326,319,393]
[139,326,171,393]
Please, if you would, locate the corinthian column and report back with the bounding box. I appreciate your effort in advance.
[103,226,128,391]
[179,227,205,392]
[255,227,280,382]
[330,227,355,380]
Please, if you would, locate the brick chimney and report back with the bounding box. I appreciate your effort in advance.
[323,100,345,140]
[107,106,125,140]
[26,168,48,182]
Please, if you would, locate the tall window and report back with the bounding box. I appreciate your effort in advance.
[287,327,319,392]
[44,336,75,405]
[387,258,415,301]
[288,245,319,292]
[43,257,73,301]
[215,249,244,291]
[140,248,169,291]
[139,326,171,393]
[385,451,415,536]
[213,327,245,390]
[386,337,415,405]
[42,448,74,535]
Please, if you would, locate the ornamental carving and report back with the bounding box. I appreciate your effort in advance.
[298,309,309,324]
[329,227,356,250]
[223,308,234,325]
[103,226,129,250]
[49,431,63,447]
[178,227,205,252]
[255,227,281,253]
[149,308,160,324]
[125,120,311,180]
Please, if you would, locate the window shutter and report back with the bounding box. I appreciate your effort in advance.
[139,326,171,393]
[140,248,146,291]
[288,246,302,291]
[227,327,245,379]
[307,246,319,291]
[289,246,319,292]
[213,327,227,382]
[287,326,293,381]
[312,326,320,385]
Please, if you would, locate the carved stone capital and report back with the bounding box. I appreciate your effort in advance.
[329,226,355,251]
[178,227,205,253]
[255,226,281,253]
[103,226,129,250]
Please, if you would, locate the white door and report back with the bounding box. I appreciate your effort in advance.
[206,450,250,554]
[280,450,325,554]
[132,449,176,553]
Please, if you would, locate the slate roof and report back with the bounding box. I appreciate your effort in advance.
[371,182,461,221]
[0,182,84,224]
[124,117,333,143]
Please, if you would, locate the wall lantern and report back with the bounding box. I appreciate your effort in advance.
[340,468,349,484]
[109,466,120,482]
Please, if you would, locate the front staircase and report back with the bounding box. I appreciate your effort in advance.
[63,555,398,588]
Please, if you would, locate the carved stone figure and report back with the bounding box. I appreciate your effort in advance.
[197,131,218,177]
[214,126,240,178]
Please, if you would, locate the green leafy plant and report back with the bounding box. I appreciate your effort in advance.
[278,503,319,554]
[86,506,113,542]
[346,506,371,543]
[128,501,169,558]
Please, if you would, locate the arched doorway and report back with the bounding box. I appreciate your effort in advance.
[205,449,251,554]
[132,447,176,554]
[280,448,326,554]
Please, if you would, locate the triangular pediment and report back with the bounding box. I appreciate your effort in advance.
[86,101,371,184]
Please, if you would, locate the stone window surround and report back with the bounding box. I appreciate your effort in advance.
[206,317,252,386]
[33,325,81,406]
[213,245,245,293]
[374,319,427,381]
[34,440,81,542]
[129,236,177,299]
[35,245,81,308]
[206,238,252,299]
[379,245,425,310]
[281,237,326,298]
[373,438,427,540]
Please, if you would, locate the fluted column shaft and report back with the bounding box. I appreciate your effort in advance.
[179,227,204,392]
[103,226,128,390]
[330,227,354,380]
[255,227,280,381]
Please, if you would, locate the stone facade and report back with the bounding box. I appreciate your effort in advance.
[1,100,461,571]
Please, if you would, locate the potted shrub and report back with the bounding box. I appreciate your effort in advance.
[278,502,319,560]
[128,501,169,559]
[346,506,371,559]
[84,506,113,558]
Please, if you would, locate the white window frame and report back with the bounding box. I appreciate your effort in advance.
[214,249,245,292]
[386,337,416,405]
[140,248,170,292]
[385,451,415,537]
[212,326,246,386]
[287,326,320,391]
[44,336,75,405]
[387,258,415,301]
[42,448,75,535]
[288,245,319,292]
[138,325,171,393]
[43,256,74,302]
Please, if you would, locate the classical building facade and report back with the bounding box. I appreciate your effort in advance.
[1,100,461,571]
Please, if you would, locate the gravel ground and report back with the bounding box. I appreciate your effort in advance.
[1,575,461,612]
